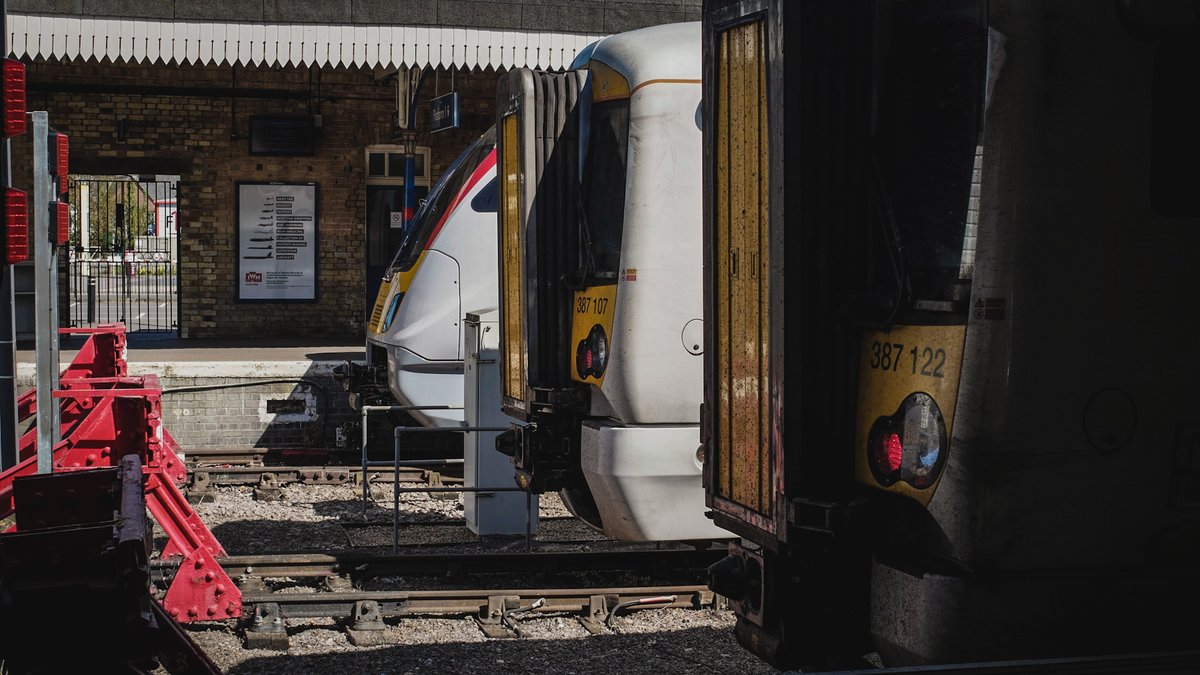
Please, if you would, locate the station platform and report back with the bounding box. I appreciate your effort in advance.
[15,334,369,452]
[17,334,364,369]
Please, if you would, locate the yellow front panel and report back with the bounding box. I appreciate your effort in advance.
[714,19,770,515]
[589,60,632,102]
[854,325,967,505]
[569,284,618,386]
[368,255,428,336]
[367,278,393,335]
[500,113,526,403]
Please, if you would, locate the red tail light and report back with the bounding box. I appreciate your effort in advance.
[575,323,610,380]
[54,201,69,246]
[50,132,69,196]
[867,392,947,490]
[4,188,29,264]
[883,432,903,471]
[2,59,25,137]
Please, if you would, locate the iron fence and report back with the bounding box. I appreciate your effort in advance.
[67,177,178,334]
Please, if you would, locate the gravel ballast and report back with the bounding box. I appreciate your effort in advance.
[166,482,780,674]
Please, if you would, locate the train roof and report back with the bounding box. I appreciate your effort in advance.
[585,22,700,89]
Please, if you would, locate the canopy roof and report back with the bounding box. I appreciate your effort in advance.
[8,13,602,71]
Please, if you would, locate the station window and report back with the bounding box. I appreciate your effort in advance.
[365,146,432,184]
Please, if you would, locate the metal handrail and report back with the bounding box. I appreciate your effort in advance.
[358,406,534,553]
[358,404,463,521]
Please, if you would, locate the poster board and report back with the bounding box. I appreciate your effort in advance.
[236,182,319,302]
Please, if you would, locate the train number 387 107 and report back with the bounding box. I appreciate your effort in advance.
[869,341,946,378]
[576,296,610,315]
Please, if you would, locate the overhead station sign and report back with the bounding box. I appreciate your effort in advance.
[236,182,319,302]
[431,92,460,133]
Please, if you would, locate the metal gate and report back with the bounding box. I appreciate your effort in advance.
[67,177,178,334]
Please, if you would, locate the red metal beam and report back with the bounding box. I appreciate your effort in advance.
[0,324,236,622]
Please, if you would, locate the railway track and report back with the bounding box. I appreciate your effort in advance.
[152,548,727,648]
[188,464,461,493]
[242,584,719,643]
[183,446,462,493]
[152,545,725,582]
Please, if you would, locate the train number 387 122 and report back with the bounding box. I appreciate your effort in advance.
[869,341,946,378]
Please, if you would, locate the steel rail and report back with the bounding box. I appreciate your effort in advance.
[184,447,271,466]
[239,584,715,619]
[152,546,726,581]
[188,464,462,488]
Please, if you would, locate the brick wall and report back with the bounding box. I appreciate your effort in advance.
[21,59,501,337]
[157,372,359,450]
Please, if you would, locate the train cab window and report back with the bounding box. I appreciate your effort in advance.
[388,127,497,273]
[471,178,498,213]
[581,100,631,281]
[872,0,987,313]
[1151,36,1200,217]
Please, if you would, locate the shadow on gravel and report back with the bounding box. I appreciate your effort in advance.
[206,518,359,553]
[310,496,462,521]
[223,625,780,675]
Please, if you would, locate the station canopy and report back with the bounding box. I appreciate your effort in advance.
[7,13,602,71]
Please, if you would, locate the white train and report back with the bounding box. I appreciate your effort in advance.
[494,22,730,541]
[364,129,497,428]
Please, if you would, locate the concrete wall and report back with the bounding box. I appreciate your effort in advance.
[13,360,354,449]
[10,0,701,34]
[160,375,346,450]
[19,59,500,338]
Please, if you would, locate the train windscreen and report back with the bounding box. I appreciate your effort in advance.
[580,99,630,281]
[870,0,987,315]
[388,127,497,274]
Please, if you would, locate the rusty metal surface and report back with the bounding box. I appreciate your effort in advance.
[153,545,725,581]
[240,584,715,620]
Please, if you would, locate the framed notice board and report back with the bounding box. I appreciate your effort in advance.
[236,182,319,302]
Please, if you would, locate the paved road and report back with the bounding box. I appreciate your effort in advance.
[67,274,177,332]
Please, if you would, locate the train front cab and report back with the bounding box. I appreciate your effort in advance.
[495,24,729,541]
[365,129,498,428]
[703,0,1200,670]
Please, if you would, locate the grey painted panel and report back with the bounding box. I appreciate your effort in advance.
[604,6,696,33]
[521,4,604,32]
[175,0,264,21]
[10,0,82,14]
[82,0,174,19]
[351,0,437,24]
[437,0,523,30]
[515,0,602,6]
[265,0,352,23]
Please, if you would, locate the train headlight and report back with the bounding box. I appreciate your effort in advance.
[575,323,609,380]
[867,392,947,490]
[381,292,404,331]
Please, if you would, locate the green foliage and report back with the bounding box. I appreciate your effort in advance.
[69,178,164,252]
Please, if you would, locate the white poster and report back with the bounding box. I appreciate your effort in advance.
[155,199,177,236]
[237,182,318,301]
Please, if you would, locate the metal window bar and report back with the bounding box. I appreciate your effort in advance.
[67,177,178,334]
[356,405,533,553]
